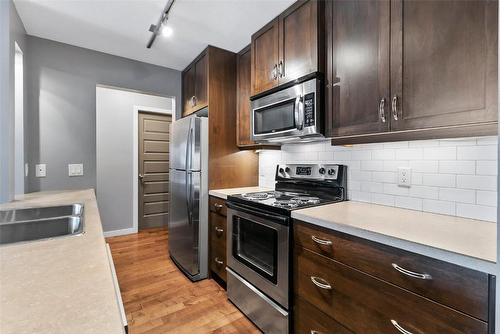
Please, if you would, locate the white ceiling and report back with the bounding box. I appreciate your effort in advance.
[14,0,295,70]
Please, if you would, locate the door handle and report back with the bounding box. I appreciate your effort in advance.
[379,98,387,123]
[138,174,144,184]
[392,95,399,120]
[295,95,304,130]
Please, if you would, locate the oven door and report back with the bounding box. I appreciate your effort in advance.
[251,78,321,143]
[227,202,290,309]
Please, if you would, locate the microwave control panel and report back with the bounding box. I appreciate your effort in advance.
[303,93,315,127]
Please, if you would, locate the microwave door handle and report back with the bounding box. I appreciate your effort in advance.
[295,96,304,130]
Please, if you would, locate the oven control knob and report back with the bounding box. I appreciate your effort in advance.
[319,168,326,175]
[279,168,285,174]
[328,169,336,176]
[285,167,290,173]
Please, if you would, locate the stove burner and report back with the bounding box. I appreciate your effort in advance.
[242,191,281,200]
[272,200,299,208]
[291,196,321,204]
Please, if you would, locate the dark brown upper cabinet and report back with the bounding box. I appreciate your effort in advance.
[182,51,208,117]
[251,0,324,97]
[390,0,498,132]
[327,0,498,144]
[237,45,281,149]
[326,0,390,138]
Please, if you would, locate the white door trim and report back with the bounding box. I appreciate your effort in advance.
[132,104,175,233]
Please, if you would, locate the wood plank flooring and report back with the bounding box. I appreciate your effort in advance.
[106,227,261,334]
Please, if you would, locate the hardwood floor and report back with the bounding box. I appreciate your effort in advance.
[106,227,261,334]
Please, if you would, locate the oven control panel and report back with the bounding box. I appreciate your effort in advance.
[277,164,340,180]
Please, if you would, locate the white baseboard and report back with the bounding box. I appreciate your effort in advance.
[103,227,137,238]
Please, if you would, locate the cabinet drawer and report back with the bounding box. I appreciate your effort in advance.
[210,212,227,249]
[295,247,487,334]
[294,222,490,321]
[210,244,227,282]
[209,196,227,216]
[295,297,352,334]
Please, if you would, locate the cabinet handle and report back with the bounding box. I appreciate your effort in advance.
[278,60,284,78]
[214,226,224,235]
[190,96,196,107]
[390,320,415,334]
[214,257,224,265]
[378,98,386,123]
[392,95,399,120]
[392,263,432,280]
[310,276,332,290]
[214,203,223,209]
[310,331,323,334]
[311,235,332,246]
[272,64,278,80]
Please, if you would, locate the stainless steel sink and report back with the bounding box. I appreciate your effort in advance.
[0,204,84,245]
[0,204,83,223]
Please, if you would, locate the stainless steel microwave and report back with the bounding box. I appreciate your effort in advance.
[251,78,323,143]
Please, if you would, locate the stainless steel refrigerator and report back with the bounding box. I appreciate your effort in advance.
[169,113,208,281]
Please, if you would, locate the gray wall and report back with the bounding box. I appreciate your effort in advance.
[25,36,181,193]
[96,87,173,233]
[0,1,26,203]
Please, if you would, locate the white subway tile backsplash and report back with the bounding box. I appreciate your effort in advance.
[258,136,497,222]
[457,145,497,160]
[423,147,456,160]
[395,148,423,160]
[476,161,497,176]
[361,160,384,171]
[457,175,497,191]
[439,160,475,174]
[409,160,439,173]
[422,173,456,188]
[477,191,497,207]
[409,185,439,199]
[422,199,456,216]
[395,196,423,211]
[438,188,475,204]
[456,204,497,222]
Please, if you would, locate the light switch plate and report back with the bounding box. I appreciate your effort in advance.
[68,164,84,177]
[35,164,46,178]
[398,167,411,187]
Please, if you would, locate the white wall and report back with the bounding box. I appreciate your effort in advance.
[259,136,498,222]
[96,86,174,234]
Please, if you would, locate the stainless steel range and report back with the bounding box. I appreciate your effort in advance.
[226,164,347,334]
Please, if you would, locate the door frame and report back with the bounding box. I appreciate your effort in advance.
[133,105,175,233]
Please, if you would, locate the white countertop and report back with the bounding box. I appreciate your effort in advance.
[0,189,124,334]
[292,201,497,274]
[209,186,272,199]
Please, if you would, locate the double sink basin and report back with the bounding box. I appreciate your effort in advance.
[0,204,84,245]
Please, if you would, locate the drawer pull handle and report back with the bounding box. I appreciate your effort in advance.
[310,331,323,334]
[311,235,333,246]
[391,320,414,334]
[214,227,224,234]
[310,276,332,290]
[214,203,223,209]
[214,257,224,265]
[392,263,432,280]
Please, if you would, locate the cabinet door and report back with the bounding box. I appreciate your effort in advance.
[326,0,391,137]
[194,52,208,111]
[278,0,322,85]
[251,18,279,96]
[236,46,253,146]
[391,0,498,131]
[182,65,196,117]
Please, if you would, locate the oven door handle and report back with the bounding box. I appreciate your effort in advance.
[226,201,289,224]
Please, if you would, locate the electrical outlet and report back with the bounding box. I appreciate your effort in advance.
[35,164,46,178]
[398,167,411,187]
[68,164,84,177]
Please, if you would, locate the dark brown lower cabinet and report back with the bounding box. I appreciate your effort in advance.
[293,221,495,334]
[209,196,227,284]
